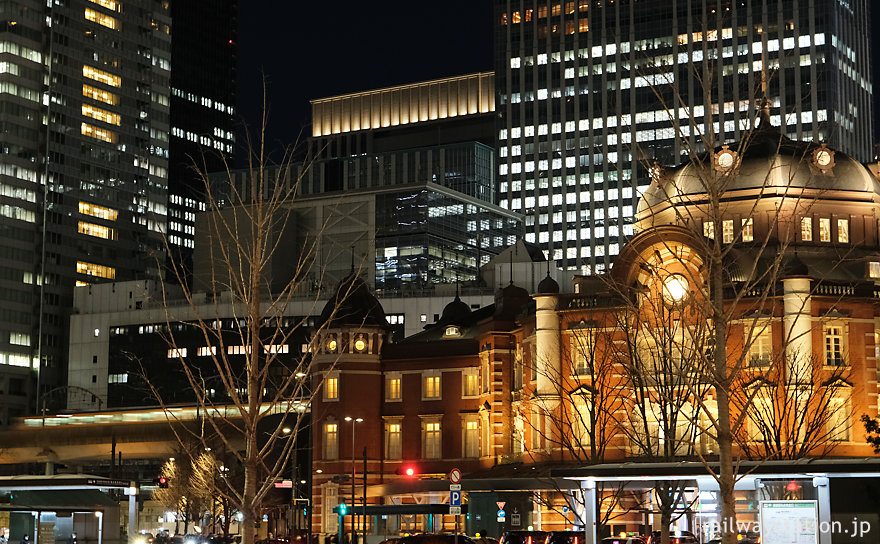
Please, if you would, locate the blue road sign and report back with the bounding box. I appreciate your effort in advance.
[497,510,506,518]
[450,490,462,506]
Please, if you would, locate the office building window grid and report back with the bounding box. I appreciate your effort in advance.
[496,0,872,272]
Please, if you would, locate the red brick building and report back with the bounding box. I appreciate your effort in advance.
[310,122,880,542]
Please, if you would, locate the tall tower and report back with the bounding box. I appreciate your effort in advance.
[311,271,389,536]
[495,0,873,273]
[0,0,171,417]
[166,0,237,278]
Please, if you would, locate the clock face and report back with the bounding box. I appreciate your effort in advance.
[662,274,690,304]
[354,338,366,352]
[326,338,337,352]
[816,149,832,167]
[717,151,735,169]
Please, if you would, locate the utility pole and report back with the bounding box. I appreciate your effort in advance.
[362,448,367,544]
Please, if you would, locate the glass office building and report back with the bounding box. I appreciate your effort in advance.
[304,74,521,294]
[495,0,872,272]
[0,0,172,417]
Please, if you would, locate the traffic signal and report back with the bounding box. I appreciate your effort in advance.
[158,477,169,488]
[338,503,347,515]
[396,465,418,478]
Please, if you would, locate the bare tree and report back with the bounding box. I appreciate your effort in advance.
[190,449,240,536]
[153,456,206,535]
[734,354,852,461]
[519,307,634,533]
[146,105,359,544]
[610,277,713,544]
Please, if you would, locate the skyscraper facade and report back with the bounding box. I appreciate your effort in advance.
[0,0,171,418]
[167,0,236,258]
[495,0,872,273]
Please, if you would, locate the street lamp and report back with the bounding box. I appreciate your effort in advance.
[344,416,363,544]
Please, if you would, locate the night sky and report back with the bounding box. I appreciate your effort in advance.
[235,1,494,161]
[237,2,880,161]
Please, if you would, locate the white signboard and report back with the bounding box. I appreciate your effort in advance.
[760,500,818,544]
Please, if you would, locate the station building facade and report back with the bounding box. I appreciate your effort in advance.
[309,119,880,542]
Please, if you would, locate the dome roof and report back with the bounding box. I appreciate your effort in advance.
[319,271,388,328]
[537,274,560,294]
[439,295,472,324]
[495,281,531,320]
[781,253,810,278]
[636,123,880,221]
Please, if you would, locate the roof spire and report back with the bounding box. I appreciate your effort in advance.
[509,248,514,285]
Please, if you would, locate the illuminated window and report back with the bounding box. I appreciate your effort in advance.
[824,326,844,366]
[88,0,120,11]
[83,65,121,87]
[323,422,338,460]
[81,122,117,143]
[79,201,118,221]
[83,85,119,105]
[386,375,401,401]
[76,261,115,279]
[747,326,772,367]
[226,345,250,355]
[444,325,461,337]
[422,420,442,459]
[385,421,402,459]
[196,346,217,357]
[82,104,120,125]
[263,344,289,354]
[801,217,813,241]
[742,218,754,242]
[324,375,339,400]
[84,8,120,30]
[703,220,715,239]
[166,348,187,358]
[423,374,441,399]
[9,332,29,346]
[462,370,479,397]
[828,387,851,441]
[819,218,831,242]
[722,219,734,243]
[869,262,880,279]
[108,373,128,384]
[78,221,117,240]
[838,219,849,243]
[464,419,480,458]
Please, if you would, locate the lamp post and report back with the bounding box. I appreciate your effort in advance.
[344,417,363,544]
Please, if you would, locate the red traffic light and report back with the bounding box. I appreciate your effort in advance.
[158,477,168,488]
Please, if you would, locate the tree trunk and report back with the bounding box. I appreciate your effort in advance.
[716,386,737,544]
[660,508,672,544]
[711,224,737,544]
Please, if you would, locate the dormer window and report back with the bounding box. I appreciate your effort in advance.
[741,218,754,242]
[444,325,461,337]
[838,219,849,243]
[819,218,831,242]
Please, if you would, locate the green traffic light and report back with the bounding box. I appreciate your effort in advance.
[339,503,347,515]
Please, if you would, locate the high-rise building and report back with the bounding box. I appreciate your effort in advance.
[0,0,172,419]
[304,73,521,292]
[167,0,237,262]
[495,0,873,273]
